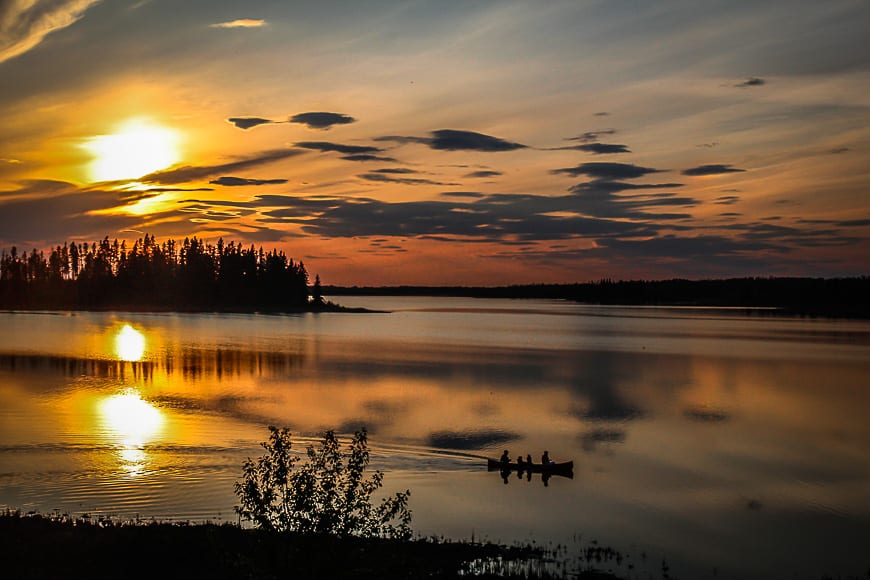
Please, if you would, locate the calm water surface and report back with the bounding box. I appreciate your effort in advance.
[1,297,869,579]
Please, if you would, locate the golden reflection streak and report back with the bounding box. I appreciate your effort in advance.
[115,324,146,362]
[99,390,164,475]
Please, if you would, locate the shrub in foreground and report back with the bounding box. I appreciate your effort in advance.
[234,427,412,539]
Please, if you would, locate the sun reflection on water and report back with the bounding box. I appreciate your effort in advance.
[99,390,164,475]
[115,324,146,361]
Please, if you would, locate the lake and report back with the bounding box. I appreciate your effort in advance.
[1,297,869,579]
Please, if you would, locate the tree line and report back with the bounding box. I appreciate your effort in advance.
[0,234,317,311]
[324,277,870,317]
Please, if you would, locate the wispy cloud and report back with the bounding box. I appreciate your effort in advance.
[0,0,102,64]
[142,149,302,185]
[295,141,382,155]
[210,19,267,29]
[567,130,617,143]
[359,173,458,187]
[210,176,288,187]
[552,162,663,180]
[370,168,417,175]
[340,154,398,163]
[0,181,143,243]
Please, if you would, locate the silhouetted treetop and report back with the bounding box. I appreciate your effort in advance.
[0,234,312,312]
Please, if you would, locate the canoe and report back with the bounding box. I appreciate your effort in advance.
[487,459,573,475]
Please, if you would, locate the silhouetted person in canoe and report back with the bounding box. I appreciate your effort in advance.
[500,450,510,465]
[542,451,552,466]
[516,455,525,469]
[526,454,532,466]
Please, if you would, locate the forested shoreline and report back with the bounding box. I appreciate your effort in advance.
[325,277,870,317]
[1,234,866,316]
[0,235,319,312]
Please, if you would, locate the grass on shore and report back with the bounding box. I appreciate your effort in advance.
[0,511,624,580]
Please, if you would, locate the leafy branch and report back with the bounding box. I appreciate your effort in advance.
[234,427,412,540]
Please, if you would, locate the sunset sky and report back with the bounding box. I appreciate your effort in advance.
[1,0,868,285]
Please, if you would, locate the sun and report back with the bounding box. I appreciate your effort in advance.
[84,118,180,182]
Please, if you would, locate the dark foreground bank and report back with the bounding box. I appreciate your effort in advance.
[0,512,623,580]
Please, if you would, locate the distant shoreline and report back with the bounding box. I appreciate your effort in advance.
[323,276,870,318]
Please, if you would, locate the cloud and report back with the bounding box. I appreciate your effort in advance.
[439,191,486,199]
[227,117,274,130]
[295,141,382,155]
[210,19,266,29]
[378,130,526,152]
[464,170,503,178]
[131,187,214,193]
[568,180,695,220]
[735,77,765,88]
[374,135,430,146]
[178,182,856,274]
[714,195,740,205]
[289,112,355,130]
[551,143,631,154]
[836,219,870,227]
[359,173,458,186]
[255,191,658,240]
[599,235,777,258]
[210,176,288,187]
[429,129,526,152]
[580,143,631,154]
[682,164,746,176]
[340,154,398,163]
[142,149,302,185]
[0,181,143,243]
[552,162,663,180]
[567,130,616,143]
[722,222,856,247]
[0,0,102,64]
[216,225,299,242]
[370,168,417,175]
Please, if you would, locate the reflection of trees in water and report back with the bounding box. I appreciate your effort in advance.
[0,350,306,382]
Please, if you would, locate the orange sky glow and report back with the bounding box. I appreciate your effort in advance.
[0,1,868,285]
